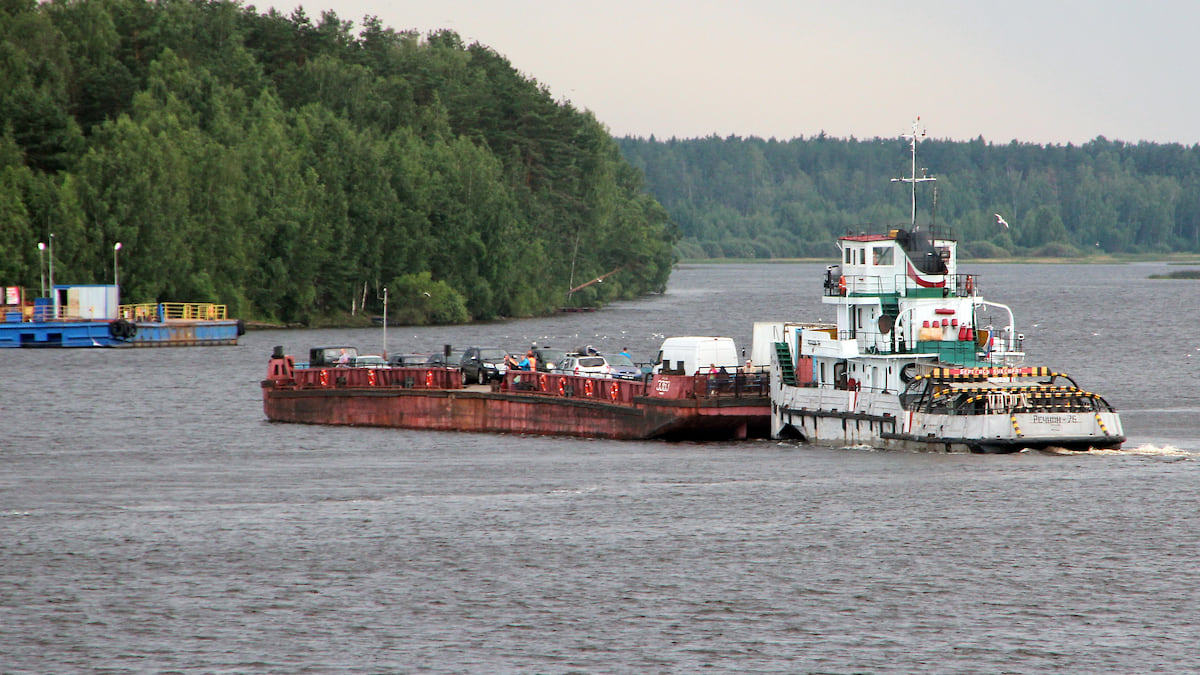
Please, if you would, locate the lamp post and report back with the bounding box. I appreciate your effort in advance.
[48,233,56,319]
[113,242,122,291]
[37,242,46,297]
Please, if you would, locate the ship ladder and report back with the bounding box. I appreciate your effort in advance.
[881,301,900,335]
[774,342,797,386]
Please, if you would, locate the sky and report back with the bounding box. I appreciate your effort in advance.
[271,0,1200,146]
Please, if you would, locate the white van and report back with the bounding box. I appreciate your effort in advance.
[652,336,740,375]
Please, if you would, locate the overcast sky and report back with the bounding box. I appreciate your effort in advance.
[273,0,1200,146]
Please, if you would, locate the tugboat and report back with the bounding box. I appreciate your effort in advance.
[765,121,1124,453]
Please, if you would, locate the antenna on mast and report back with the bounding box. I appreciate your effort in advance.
[890,117,936,230]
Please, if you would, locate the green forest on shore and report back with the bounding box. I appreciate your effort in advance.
[0,0,676,325]
[618,134,1200,261]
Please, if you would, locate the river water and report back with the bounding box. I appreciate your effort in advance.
[3,262,1198,673]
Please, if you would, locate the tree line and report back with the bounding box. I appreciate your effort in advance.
[0,0,676,324]
[616,133,1200,259]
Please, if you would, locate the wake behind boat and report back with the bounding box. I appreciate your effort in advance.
[763,121,1124,453]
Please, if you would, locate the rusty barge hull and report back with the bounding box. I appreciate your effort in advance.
[261,356,770,441]
[263,387,768,440]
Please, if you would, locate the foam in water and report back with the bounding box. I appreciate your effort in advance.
[1097,443,1192,457]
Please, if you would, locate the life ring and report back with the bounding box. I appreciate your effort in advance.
[319,369,329,386]
[425,370,434,387]
[609,382,619,401]
[539,374,548,392]
[558,379,566,396]
[584,379,594,397]
[367,369,377,386]
[965,275,974,295]
[837,276,846,295]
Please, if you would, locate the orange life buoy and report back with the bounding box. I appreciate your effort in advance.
[367,369,377,386]
[425,370,434,387]
[584,379,594,397]
[609,382,619,401]
[837,276,846,295]
[539,374,548,392]
[319,369,329,386]
[558,379,566,396]
[965,275,975,295]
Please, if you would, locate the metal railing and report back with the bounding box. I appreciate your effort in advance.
[119,302,228,321]
[823,273,982,298]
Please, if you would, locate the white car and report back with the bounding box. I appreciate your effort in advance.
[561,355,611,378]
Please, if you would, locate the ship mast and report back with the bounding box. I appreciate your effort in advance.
[890,117,936,230]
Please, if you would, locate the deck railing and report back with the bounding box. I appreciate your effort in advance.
[119,302,228,321]
[824,272,981,298]
[275,365,772,401]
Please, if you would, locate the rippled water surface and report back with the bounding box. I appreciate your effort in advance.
[3,262,1199,673]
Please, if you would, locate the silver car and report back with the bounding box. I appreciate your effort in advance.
[604,352,642,380]
[561,355,611,378]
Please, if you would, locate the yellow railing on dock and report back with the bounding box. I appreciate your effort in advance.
[119,302,228,321]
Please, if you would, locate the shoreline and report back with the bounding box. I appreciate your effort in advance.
[676,254,1200,265]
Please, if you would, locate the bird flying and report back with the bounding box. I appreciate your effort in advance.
[994,213,1009,228]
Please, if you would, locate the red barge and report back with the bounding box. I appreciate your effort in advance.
[262,348,771,440]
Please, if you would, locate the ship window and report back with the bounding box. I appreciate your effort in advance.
[844,248,851,264]
[873,246,893,266]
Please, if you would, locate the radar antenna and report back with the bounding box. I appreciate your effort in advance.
[890,117,936,230]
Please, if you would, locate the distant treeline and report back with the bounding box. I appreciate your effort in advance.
[0,0,675,324]
[617,133,1200,259]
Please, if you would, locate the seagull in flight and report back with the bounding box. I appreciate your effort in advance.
[994,213,1009,228]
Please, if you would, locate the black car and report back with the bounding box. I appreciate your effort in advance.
[309,345,358,367]
[460,347,510,385]
[531,347,569,373]
[425,350,464,367]
[387,353,428,367]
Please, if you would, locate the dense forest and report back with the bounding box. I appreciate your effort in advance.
[0,0,676,324]
[617,133,1200,260]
